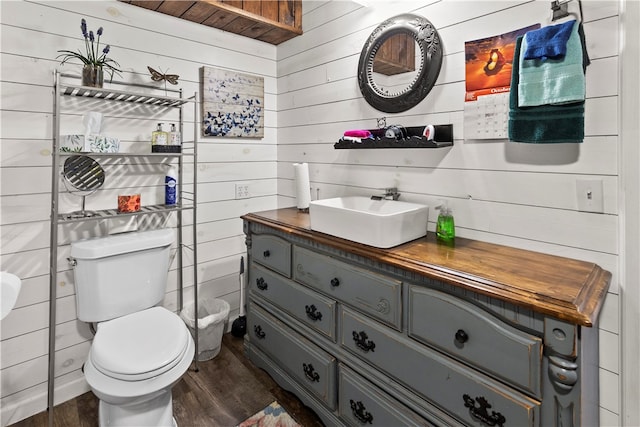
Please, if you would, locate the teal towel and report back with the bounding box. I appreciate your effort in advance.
[508,36,584,144]
[519,20,585,106]
[523,19,575,60]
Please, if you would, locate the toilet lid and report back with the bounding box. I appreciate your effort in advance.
[91,307,191,381]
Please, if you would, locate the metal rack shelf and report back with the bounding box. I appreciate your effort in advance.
[57,203,194,223]
[61,84,190,107]
[48,71,199,426]
[58,72,193,107]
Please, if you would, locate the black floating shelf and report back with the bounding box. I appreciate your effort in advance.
[334,124,453,149]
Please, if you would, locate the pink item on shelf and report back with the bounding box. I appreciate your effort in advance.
[344,129,373,138]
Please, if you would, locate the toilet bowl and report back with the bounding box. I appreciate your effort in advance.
[70,229,194,426]
[83,307,194,426]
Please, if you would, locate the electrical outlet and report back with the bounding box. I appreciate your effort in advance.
[576,179,604,213]
[235,184,250,199]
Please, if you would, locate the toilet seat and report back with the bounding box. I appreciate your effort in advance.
[91,306,190,381]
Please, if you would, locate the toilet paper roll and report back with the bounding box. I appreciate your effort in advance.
[293,163,311,210]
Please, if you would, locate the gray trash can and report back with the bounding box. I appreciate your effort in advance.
[180,298,230,361]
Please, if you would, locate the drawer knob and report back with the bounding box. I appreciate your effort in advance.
[330,277,340,287]
[462,394,505,427]
[455,329,469,344]
[303,363,320,382]
[263,250,270,258]
[256,277,268,291]
[305,304,323,321]
[349,400,373,424]
[352,330,376,353]
[253,325,266,339]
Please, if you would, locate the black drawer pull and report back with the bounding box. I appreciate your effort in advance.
[330,277,340,287]
[256,277,268,291]
[352,331,375,353]
[303,363,320,382]
[253,325,266,339]
[349,399,373,424]
[263,250,270,258]
[463,394,506,427]
[305,304,323,321]
[455,329,469,344]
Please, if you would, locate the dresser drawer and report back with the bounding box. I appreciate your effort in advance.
[294,246,401,329]
[248,302,337,409]
[408,286,542,397]
[251,234,291,277]
[250,263,337,341]
[341,307,540,426]
[338,364,434,427]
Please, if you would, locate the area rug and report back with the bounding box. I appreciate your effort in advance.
[237,401,301,427]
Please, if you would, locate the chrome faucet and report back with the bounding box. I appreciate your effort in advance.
[371,188,401,201]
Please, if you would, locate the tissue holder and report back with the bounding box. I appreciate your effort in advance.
[59,135,85,153]
[117,194,141,213]
[85,134,120,153]
[59,134,120,153]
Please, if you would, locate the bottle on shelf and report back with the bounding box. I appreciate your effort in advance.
[165,166,178,205]
[152,123,168,152]
[168,123,181,153]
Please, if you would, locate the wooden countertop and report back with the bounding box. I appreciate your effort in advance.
[242,208,611,327]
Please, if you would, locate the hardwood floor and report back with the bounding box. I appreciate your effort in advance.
[11,334,324,427]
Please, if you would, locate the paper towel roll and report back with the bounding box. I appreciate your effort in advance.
[293,163,311,210]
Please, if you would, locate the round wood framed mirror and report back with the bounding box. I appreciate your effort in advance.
[358,13,443,113]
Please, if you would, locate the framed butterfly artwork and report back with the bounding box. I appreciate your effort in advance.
[200,66,264,138]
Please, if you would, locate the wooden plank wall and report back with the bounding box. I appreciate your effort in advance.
[276,1,620,425]
[0,1,278,424]
[0,0,624,425]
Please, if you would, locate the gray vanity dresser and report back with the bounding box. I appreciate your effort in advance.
[242,208,610,427]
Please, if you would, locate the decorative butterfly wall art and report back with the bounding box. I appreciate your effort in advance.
[147,66,179,93]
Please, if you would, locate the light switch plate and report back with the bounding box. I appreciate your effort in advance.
[576,179,604,213]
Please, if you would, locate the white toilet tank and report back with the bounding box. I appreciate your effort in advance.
[71,229,174,322]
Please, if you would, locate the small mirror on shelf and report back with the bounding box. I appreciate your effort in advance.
[61,155,105,218]
[358,13,443,113]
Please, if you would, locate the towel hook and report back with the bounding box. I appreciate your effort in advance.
[551,0,583,22]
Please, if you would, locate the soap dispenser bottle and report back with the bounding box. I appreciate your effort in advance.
[436,201,455,244]
[168,123,181,151]
[152,123,168,153]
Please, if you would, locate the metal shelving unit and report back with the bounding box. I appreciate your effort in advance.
[48,71,199,425]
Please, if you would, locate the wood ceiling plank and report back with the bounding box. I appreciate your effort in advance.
[202,9,238,28]
[156,1,197,17]
[222,0,243,9]
[259,27,296,45]
[260,1,279,22]
[238,22,272,40]
[119,0,302,45]
[242,1,262,16]
[223,15,260,35]
[179,1,218,23]
[129,1,163,10]
[278,0,297,28]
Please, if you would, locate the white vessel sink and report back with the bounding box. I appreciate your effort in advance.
[309,196,429,248]
[1,272,22,320]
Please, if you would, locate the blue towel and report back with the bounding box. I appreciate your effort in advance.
[508,36,584,144]
[518,20,585,107]
[523,19,575,60]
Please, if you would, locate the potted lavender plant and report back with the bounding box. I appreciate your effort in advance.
[57,19,121,87]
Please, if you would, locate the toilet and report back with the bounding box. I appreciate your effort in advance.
[70,228,194,427]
